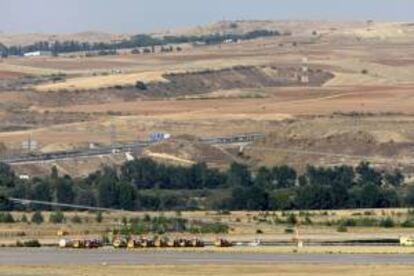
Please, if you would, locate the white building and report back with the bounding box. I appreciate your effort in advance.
[24,51,52,57]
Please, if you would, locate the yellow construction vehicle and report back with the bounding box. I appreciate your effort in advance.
[400,236,414,246]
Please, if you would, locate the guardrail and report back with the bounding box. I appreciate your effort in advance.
[0,133,264,164]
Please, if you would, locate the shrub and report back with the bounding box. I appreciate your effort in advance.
[256,229,263,234]
[340,218,357,227]
[49,211,65,224]
[380,217,395,228]
[71,215,82,224]
[135,81,147,90]
[16,240,41,248]
[361,69,369,75]
[189,222,229,234]
[95,212,103,223]
[285,228,294,234]
[287,213,298,225]
[304,216,313,225]
[0,213,15,223]
[337,225,348,232]
[401,219,414,228]
[31,211,44,225]
[143,214,151,222]
[20,214,28,223]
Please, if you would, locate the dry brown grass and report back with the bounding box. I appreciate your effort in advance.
[35,71,167,91]
[0,264,412,276]
[1,209,414,246]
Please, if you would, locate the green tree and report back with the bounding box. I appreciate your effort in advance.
[296,184,334,210]
[49,210,65,224]
[0,212,15,223]
[269,190,294,210]
[359,183,381,208]
[0,163,15,188]
[55,176,74,205]
[272,165,297,188]
[32,180,52,203]
[255,167,272,189]
[226,162,251,187]
[118,182,137,210]
[21,214,28,223]
[74,189,96,207]
[245,185,269,210]
[356,161,382,186]
[95,211,103,223]
[31,211,44,224]
[384,169,404,187]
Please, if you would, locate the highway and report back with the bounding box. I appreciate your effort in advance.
[0,133,264,165]
[0,248,414,265]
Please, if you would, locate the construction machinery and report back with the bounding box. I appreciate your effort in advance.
[214,238,233,247]
[400,236,414,246]
[190,238,205,248]
[154,237,169,248]
[62,239,103,249]
[112,237,128,248]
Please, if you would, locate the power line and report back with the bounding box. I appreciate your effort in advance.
[8,197,129,213]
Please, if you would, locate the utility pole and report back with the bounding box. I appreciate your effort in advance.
[301,57,309,84]
[109,123,117,147]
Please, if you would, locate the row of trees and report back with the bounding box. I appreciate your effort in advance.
[0,159,411,211]
[3,30,281,56]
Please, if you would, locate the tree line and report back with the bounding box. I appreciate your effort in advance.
[0,159,412,212]
[3,30,281,56]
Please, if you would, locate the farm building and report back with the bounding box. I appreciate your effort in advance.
[24,51,52,57]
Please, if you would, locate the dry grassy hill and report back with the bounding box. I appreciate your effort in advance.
[2,20,414,176]
[0,31,130,47]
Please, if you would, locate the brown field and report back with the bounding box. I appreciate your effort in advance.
[2,209,414,246]
[0,264,412,276]
[0,70,26,79]
[1,20,414,174]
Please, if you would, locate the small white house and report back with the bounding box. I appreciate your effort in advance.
[24,51,52,57]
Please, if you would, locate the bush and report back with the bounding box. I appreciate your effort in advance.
[287,213,298,225]
[340,218,357,227]
[20,214,28,223]
[31,211,44,225]
[95,212,103,223]
[135,81,147,90]
[0,212,15,223]
[380,217,395,228]
[189,222,229,234]
[256,229,264,234]
[49,211,65,224]
[16,240,41,248]
[304,216,313,225]
[284,228,294,234]
[71,215,82,224]
[361,69,369,75]
[401,219,414,228]
[337,225,348,232]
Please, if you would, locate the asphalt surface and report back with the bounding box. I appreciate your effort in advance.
[1,248,414,265]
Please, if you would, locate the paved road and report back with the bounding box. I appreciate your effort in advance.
[0,248,414,265]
